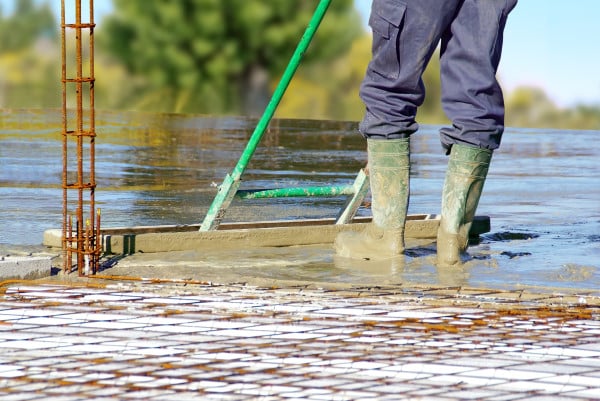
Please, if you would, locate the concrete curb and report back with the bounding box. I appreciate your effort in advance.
[0,255,52,280]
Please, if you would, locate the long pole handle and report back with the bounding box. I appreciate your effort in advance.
[200,0,331,230]
[232,0,331,179]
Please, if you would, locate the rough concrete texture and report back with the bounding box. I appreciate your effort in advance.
[0,255,52,279]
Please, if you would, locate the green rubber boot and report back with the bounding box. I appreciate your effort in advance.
[335,138,410,260]
[436,144,492,266]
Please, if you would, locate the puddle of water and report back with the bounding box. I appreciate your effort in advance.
[1,109,599,292]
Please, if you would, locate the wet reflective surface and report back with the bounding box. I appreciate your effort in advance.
[1,109,599,291]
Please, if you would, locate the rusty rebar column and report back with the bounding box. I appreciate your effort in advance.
[61,0,100,275]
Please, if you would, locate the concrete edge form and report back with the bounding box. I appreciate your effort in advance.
[0,255,53,280]
[43,215,491,254]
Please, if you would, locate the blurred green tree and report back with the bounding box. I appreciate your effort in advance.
[0,0,57,53]
[98,0,362,115]
[0,0,60,108]
[276,34,370,121]
[505,86,600,129]
[505,86,557,127]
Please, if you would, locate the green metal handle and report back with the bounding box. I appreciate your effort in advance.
[232,0,332,179]
[236,185,355,200]
[200,0,332,231]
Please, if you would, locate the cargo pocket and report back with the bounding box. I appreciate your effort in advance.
[368,0,407,80]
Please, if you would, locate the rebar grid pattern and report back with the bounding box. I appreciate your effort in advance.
[61,0,101,275]
[1,283,599,400]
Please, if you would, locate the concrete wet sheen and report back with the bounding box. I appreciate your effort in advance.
[1,109,599,291]
[2,109,600,399]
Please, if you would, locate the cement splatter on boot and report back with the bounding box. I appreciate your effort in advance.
[437,144,492,267]
[335,138,409,260]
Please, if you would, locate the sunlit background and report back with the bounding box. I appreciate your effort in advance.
[1,0,600,129]
[1,1,598,284]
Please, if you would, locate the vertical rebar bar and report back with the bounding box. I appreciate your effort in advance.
[75,0,84,273]
[61,0,100,275]
[61,0,68,273]
[89,0,97,272]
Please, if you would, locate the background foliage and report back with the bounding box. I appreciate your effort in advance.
[1,0,600,129]
[0,0,59,107]
[98,0,362,115]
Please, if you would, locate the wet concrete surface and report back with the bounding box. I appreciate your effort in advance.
[93,238,599,296]
[2,110,600,400]
[1,109,599,292]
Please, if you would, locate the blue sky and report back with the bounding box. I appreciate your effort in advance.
[355,0,600,108]
[501,0,600,107]
[5,0,600,108]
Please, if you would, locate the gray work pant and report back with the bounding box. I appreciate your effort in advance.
[359,0,518,153]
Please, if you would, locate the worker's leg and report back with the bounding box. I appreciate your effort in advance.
[437,0,517,266]
[359,0,462,139]
[335,138,410,259]
[337,0,461,259]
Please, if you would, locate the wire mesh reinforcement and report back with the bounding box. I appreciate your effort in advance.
[0,283,599,400]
